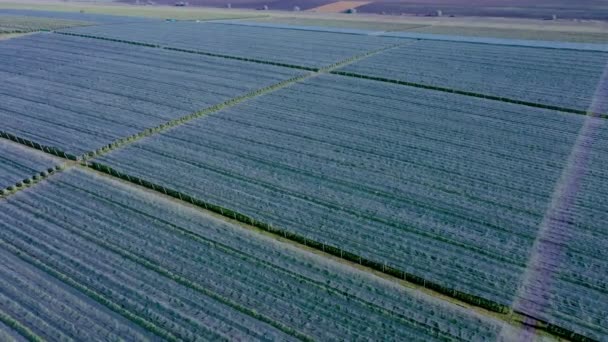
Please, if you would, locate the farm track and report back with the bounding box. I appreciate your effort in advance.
[52,30,608,120]
[0,32,599,342]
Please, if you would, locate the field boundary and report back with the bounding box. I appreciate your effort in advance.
[78,73,313,162]
[84,160,598,342]
[183,21,608,53]
[86,160,509,313]
[79,42,404,162]
[0,162,67,199]
[0,136,75,199]
[330,70,608,119]
[51,31,608,119]
[0,131,80,160]
[69,164,466,341]
[0,31,598,341]
[54,31,320,71]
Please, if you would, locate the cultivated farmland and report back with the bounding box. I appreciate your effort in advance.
[0,139,62,191]
[59,21,404,69]
[95,74,608,338]
[0,168,525,341]
[337,39,608,113]
[0,247,157,341]
[0,14,89,34]
[0,33,303,156]
[0,6,607,342]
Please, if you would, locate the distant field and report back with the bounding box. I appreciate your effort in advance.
[407,25,608,43]
[248,16,427,31]
[59,21,401,69]
[356,0,608,19]
[0,14,89,33]
[115,0,608,19]
[2,1,608,43]
[0,2,265,20]
[118,0,333,11]
[0,32,28,39]
[338,40,608,111]
[242,16,608,43]
[0,33,303,156]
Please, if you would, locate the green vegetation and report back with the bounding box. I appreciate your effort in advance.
[0,309,43,342]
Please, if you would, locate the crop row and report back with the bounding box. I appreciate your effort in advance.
[0,246,155,341]
[514,117,608,342]
[0,15,75,32]
[0,15,89,34]
[337,39,608,113]
[95,74,608,339]
[0,33,303,156]
[0,168,522,341]
[58,21,404,69]
[0,317,30,342]
[0,138,63,193]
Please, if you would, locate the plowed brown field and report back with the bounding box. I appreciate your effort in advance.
[309,1,372,13]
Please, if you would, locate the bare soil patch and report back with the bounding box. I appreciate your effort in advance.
[309,1,371,13]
